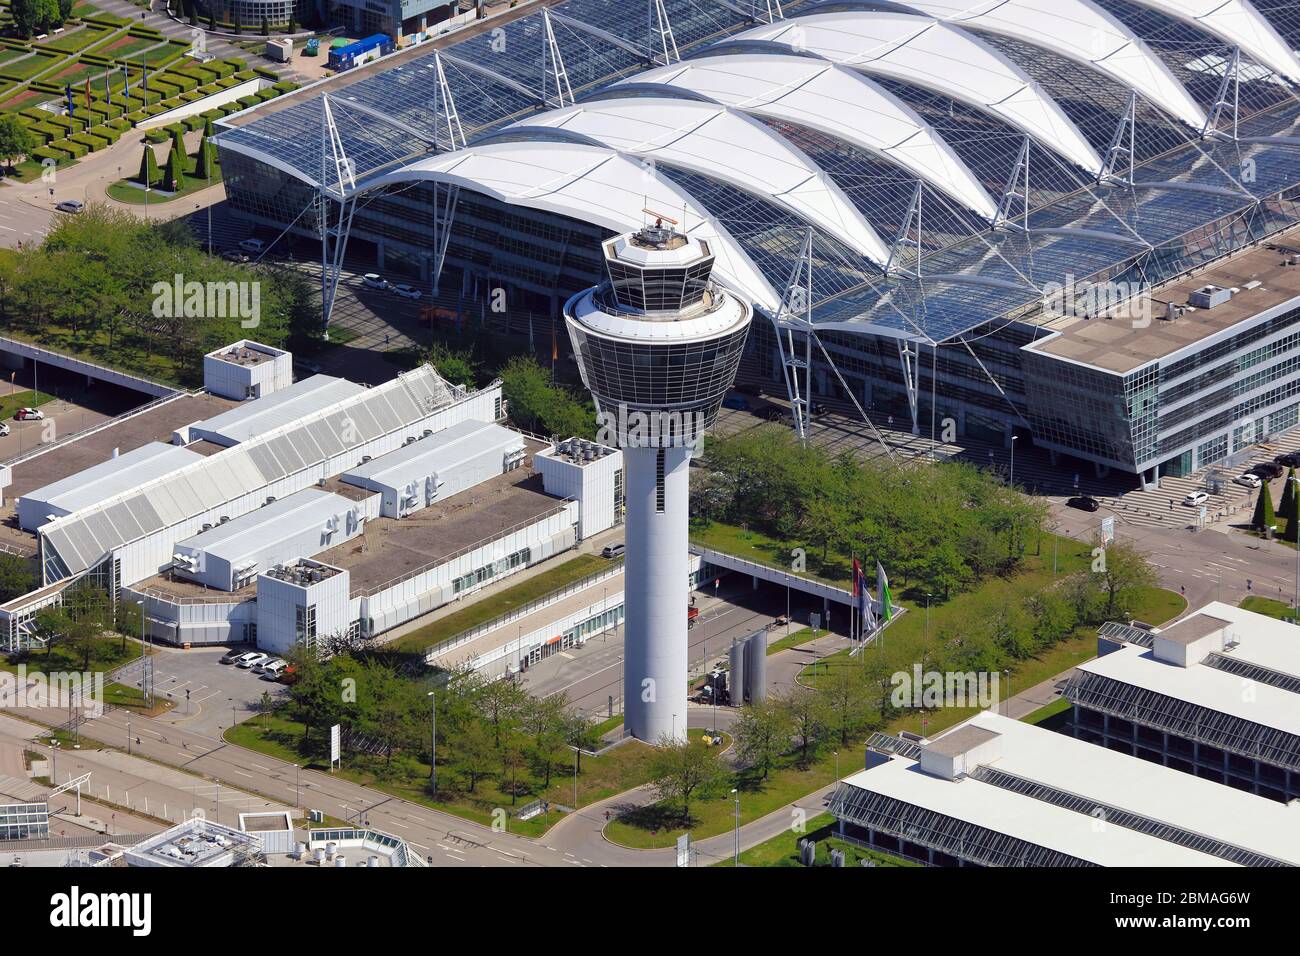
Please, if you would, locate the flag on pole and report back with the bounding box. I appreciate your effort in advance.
[851,557,861,640]
[143,63,149,92]
[876,560,893,621]
[65,84,74,118]
[859,565,876,633]
[84,78,91,109]
[104,70,111,106]
[123,63,130,99]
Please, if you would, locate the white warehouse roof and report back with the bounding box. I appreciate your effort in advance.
[342,418,522,490]
[41,364,454,577]
[18,442,204,531]
[174,488,358,573]
[189,374,367,446]
[1071,602,1300,740]
[835,712,1243,867]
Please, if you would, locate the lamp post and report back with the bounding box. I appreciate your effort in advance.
[426,690,436,795]
[293,764,300,808]
[925,593,931,643]
[1010,434,1018,489]
[1292,474,1299,622]
[731,788,741,865]
[1003,669,1011,717]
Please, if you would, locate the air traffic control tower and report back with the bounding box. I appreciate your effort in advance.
[565,221,752,742]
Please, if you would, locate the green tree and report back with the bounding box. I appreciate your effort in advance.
[12,0,61,37]
[261,15,269,34]
[0,115,36,174]
[1254,480,1278,533]
[425,341,479,388]
[137,142,160,187]
[522,694,568,788]
[648,735,726,825]
[820,666,869,746]
[777,684,828,767]
[563,711,601,773]
[0,553,36,604]
[56,0,72,22]
[474,678,526,748]
[453,721,494,793]
[193,133,215,180]
[1096,538,1159,619]
[1281,467,1296,527]
[733,697,790,781]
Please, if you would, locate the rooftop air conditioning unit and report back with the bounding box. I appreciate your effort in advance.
[1188,284,1233,309]
[265,496,276,505]
[219,516,230,524]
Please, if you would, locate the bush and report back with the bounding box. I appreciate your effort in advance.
[49,137,88,158]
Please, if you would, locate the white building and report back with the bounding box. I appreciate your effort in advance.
[123,818,262,867]
[829,711,1300,867]
[534,437,622,539]
[172,488,368,592]
[341,418,526,518]
[186,374,366,446]
[201,340,292,402]
[256,559,353,656]
[17,442,203,531]
[1065,602,1300,802]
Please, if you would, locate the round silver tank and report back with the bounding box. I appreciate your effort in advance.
[335,854,347,868]
[729,638,747,707]
[313,847,325,863]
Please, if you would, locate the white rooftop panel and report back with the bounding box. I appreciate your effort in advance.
[954,712,1300,864]
[19,442,204,529]
[737,11,1104,172]
[900,0,1206,128]
[840,748,1234,867]
[1078,601,1300,736]
[189,374,367,445]
[1131,0,1300,84]
[342,419,521,489]
[509,98,891,265]
[623,55,996,219]
[175,488,353,564]
[367,142,781,313]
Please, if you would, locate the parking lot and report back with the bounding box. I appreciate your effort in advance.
[128,644,290,739]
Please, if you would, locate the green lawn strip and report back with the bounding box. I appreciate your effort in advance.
[0,389,54,419]
[766,627,820,656]
[226,712,719,838]
[1021,696,1072,728]
[0,324,185,387]
[1240,595,1296,620]
[107,162,223,204]
[691,521,851,587]
[388,553,613,655]
[714,812,917,867]
[590,713,624,738]
[0,633,136,675]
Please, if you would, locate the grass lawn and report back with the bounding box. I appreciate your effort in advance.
[691,521,851,587]
[1240,595,1296,620]
[0,633,139,676]
[387,553,613,655]
[607,537,1186,850]
[714,812,918,867]
[766,626,821,655]
[1021,696,1072,730]
[102,681,174,715]
[107,162,224,205]
[226,712,723,837]
[0,389,54,420]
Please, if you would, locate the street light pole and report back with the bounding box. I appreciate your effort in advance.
[1010,434,1018,488]
[426,690,436,795]
[732,788,740,865]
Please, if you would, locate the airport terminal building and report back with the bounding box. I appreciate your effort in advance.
[216,0,1300,486]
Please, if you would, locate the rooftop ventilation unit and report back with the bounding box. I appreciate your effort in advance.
[1188,284,1233,309]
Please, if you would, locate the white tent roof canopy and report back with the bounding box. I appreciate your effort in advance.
[736,10,1104,173]
[618,54,997,219]
[367,140,782,312]
[898,0,1207,129]
[507,97,890,265]
[1130,0,1300,84]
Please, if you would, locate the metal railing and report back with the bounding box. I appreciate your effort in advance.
[417,558,624,661]
[689,543,853,598]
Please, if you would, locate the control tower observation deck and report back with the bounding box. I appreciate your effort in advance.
[564,221,753,743]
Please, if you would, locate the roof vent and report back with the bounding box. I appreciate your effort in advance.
[1188,284,1233,309]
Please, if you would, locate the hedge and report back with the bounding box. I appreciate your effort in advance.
[49,137,88,158]
[69,131,108,151]
[32,144,71,163]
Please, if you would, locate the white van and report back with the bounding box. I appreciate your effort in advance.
[260,660,288,679]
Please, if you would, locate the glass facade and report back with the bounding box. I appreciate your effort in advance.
[0,802,49,841]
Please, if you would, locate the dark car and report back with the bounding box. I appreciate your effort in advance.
[219,647,247,665]
[720,394,749,412]
[1275,452,1300,468]
[1067,495,1100,512]
[222,249,251,263]
[1250,462,1285,480]
[809,402,830,418]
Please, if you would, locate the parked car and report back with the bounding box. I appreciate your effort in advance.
[238,238,267,255]
[1274,452,1300,468]
[1250,462,1285,480]
[14,407,43,421]
[0,422,9,437]
[363,273,389,290]
[391,283,422,300]
[253,657,284,674]
[219,647,247,665]
[235,652,268,669]
[601,542,625,559]
[1233,473,1263,489]
[1067,494,1100,512]
[809,402,829,418]
[54,199,84,214]
[720,394,749,411]
[1183,491,1209,506]
[759,405,787,422]
[221,249,251,263]
[261,660,288,680]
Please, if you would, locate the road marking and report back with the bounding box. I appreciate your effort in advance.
[231,770,252,778]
